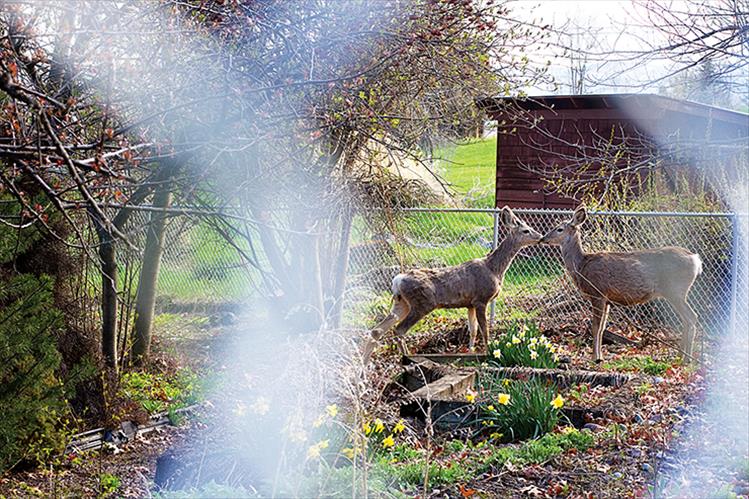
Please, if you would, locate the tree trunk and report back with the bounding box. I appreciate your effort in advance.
[329,208,353,329]
[131,185,172,364]
[99,235,118,371]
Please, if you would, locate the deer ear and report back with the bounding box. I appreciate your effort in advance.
[500,206,517,227]
[571,205,588,226]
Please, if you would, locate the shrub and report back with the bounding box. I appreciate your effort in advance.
[487,321,558,369]
[120,368,204,415]
[0,275,74,472]
[479,377,563,441]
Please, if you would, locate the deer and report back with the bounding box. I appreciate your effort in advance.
[362,206,543,362]
[540,205,703,363]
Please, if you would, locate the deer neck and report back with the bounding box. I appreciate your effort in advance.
[487,237,522,276]
[561,231,586,277]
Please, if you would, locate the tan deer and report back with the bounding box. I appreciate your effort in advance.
[362,207,542,361]
[540,206,703,363]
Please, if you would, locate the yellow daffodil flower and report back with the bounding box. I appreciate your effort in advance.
[341,447,355,459]
[374,419,385,433]
[498,393,511,405]
[487,405,495,411]
[465,391,476,403]
[363,421,372,435]
[306,445,321,460]
[493,349,502,359]
[512,336,521,345]
[312,415,326,428]
[393,420,406,434]
[382,435,395,448]
[503,379,511,387]
[250,396,270,415]
[551,394,565,409]
[319,439,329,449]
[326,404,338,418]
[530,350,539,360]
[490,432,503,440]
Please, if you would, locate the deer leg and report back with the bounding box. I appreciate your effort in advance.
[467,308,478,351]
[394,308,429,356]
[476,304,489,352]
[591,299,608,363]
[670,297,698,362]
[362,297,409,363]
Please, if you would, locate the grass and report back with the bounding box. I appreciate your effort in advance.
[120,368,206,415]
[436,137,497,208]
[602,355,674,376]
[302,429,595,495]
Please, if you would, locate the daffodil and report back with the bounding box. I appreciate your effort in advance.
[551,394,565,409]
[306,445,321,460]
[502,379,511,387]
[490,432,503,440]
[288,428,308,443]
[511,336,521,345]
[393,420,406,434]
[382,435,395,448]
[341,447,355,459]
[363,421,372,435]
[487,405,495,411]
[374,419,385,433]
[530,350,539,360]
[529,337,538,346]
[326,404,338,418]
[250,396,270,415]
[319,439,330,449]
[497,393,511,405]
[233,402,247,417]
[493,349,502,359]
[312,415,326,428]
[465,390,476,403]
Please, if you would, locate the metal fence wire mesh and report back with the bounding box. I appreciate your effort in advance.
[347,208,743,341]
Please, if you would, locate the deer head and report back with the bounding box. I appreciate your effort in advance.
[540,205,587,246]
[500,206,543,245]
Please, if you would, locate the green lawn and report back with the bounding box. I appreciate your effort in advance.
[436,137,497,208]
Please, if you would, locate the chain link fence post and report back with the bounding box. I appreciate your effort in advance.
[730,212,739,335]
[489,208,500,325]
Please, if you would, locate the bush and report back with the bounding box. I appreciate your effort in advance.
[487,321,558,369]
[0,274,71,471]
[479,377,564,441]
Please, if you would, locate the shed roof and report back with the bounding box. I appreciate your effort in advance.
[478,93,749,127]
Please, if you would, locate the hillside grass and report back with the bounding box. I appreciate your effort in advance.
[436,137,497,208]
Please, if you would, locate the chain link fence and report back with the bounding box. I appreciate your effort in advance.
[347,208,746,342]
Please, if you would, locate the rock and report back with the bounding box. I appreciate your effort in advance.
[582,423,605,432]
[627,448,642,458]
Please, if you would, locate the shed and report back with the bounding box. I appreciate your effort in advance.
[477,94,749,209]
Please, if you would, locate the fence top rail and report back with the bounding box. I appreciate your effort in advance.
[400,207,736,219]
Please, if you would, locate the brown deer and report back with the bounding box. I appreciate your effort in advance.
[362,207,542,361]
[540,206,703,363]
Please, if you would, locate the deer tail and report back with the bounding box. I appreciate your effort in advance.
[391,273,405,298]
[690,254,703,276]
